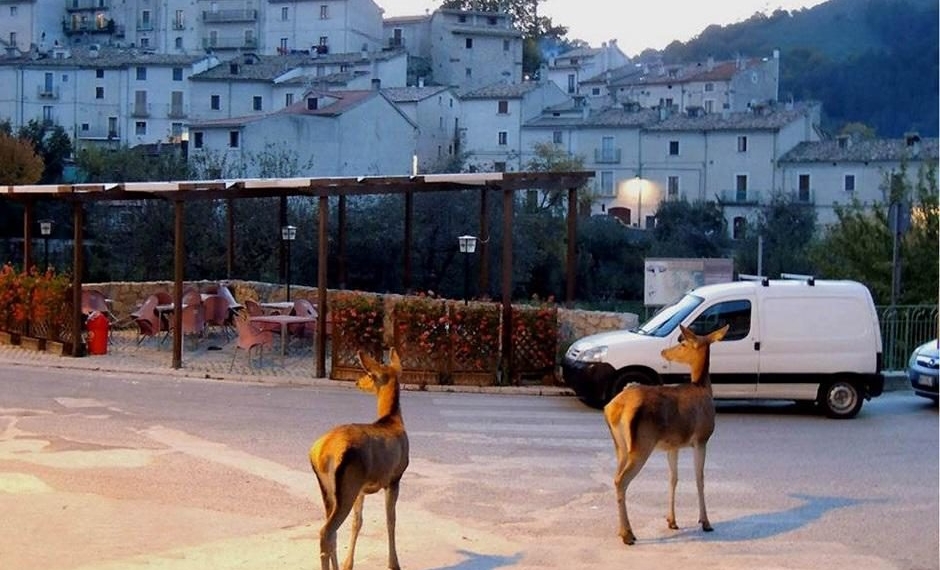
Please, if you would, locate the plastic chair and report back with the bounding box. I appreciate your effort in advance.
[230,311,275,371]
[133,294,162,346]
[288,298,318,342]
[244,298,281,334]
[172,301,205,349]
[204,294,233,340]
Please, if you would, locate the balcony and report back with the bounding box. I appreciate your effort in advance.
[202,9,257,23]
[137,20,154,31]
[62,17,115,35]
[789,188,815,205]
[131,103,151,118]
[77,127,121,141]
[65,0,109,11]
[202,36,257,50]
[593,147,621,164]
[167,104,188,119]
[718,188,762,205]
[387,37,406,48]
[37,86,60,99]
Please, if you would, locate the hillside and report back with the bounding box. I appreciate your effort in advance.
[649,0,938,137]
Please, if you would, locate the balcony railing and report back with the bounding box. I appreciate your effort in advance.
[37,86,60,99]
[62,18,115,34]
[77,127,121,140]
[130,103,151,118]
[202,9,257,23]
[593,147,621,164]
[137,20,154,31]
[718,188,762,205]
[789,188,815,204]
[387,37,406,48]
[167,104,188,119]
[202,36,257,50]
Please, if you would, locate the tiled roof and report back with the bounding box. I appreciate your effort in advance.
[383,85,452,103]
[190,49,404,81]
[779,137,940,163]
[460,81,545,99]
[525,107,660,129]
[189,90,380,129]
[0,45,208,68]
[645,101,819,132]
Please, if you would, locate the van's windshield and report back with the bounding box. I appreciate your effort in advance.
[635,294,704,337]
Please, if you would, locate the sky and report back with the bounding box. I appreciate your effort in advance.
[379,0,829,57]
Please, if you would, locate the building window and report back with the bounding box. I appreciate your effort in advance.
[172,67,183,81]
[465,38,473,49]
[307,97,318,110]
[567,74,575,94]
[173,9,184,29]
[42,106,53,124]
[135,121,146,135]
[465,68,472,78]
[844,174,855,192]
[10,6,17,16]
[494,161,506,172]
[798,174,811,202]
[736,174,748,201]
[210,95,220,110]
[733,216,747,240]
[136,67,146,80]
[669,140,679,156]
[96,68,104,78]
[280,38,288,52]
[503,39,510,51]
[281,7,289,20]
[704,100,714,113]
[705,82,714,92]
[229,131,239,148]
[319,4,328,19]
[95,86,104,99]
[591,87,601,96]
[139,37,150,49]
[285,93,293,106]
[498,131,507,146]
[193,131,203,149]
[667,176,679,199]
[599,171,614,197]
[175,37,183,49]
[552,130,563,144]
[253,96,262,111]
[497,100,508,114]
[737,135,748,152]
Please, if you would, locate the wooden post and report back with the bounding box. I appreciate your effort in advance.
[226,198,235,279]
[403,191,413,292]
[566,186,577,307]
[316,194,329,378]
[22,202,34,272]
[279,196,287,288]
[500,188,513,383]
[478,187,489,297]
[70,202,84,357]
[172,200,184,369]
[337,194,347,289]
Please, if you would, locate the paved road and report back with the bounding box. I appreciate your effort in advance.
[0,363,936,570]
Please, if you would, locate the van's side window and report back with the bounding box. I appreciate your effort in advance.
[689,300,751,341]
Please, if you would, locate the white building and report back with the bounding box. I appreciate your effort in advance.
[383,85,461,172]
[427,9,523,90]
[187,88,417,178]
[542,40,630,96]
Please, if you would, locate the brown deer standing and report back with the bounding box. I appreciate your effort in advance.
[603,324,728,545]
[309,349,409,570]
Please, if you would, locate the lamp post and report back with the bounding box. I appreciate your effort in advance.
[281,224,297,301]
[39,219,53,269]
[458,234,477,304]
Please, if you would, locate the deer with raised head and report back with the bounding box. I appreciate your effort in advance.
[309,349,409,570]
[603,323,728,545]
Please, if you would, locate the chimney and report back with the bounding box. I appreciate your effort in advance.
[706,55,714,71]
[836,134,851,149]
[905,132,922,157]
[417,76,425,88]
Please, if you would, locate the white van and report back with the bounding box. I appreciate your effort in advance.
[561,276,884,419]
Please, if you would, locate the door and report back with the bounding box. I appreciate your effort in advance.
[676,297,759,398]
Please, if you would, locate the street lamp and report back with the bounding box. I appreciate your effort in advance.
[39,219,53,269]
[281,224,297,301]
[458,234,477,304]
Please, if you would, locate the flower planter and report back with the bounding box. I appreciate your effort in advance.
[0,330,21,346]
[19,336,46,352]
[45,340,68,356]
[451,371,497,387]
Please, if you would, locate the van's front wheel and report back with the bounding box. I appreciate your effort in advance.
[819,379,863,419]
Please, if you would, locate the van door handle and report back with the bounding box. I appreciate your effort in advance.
[754,341,761,351]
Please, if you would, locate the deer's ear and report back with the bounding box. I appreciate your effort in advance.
[678,324,693,341]
[358,351,379,372]
[708,324,730,343]
[388,348,401,371]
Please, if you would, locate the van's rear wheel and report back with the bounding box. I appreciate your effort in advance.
[819,379,863,419]
[606,371,658,404]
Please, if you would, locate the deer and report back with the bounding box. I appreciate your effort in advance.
[308,348,409,570]
[603,323,728,545]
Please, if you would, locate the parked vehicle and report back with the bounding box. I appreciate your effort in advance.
[907,338,939,402]
[561,275,884,419]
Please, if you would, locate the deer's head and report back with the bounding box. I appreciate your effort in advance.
[356,349,402,393]
[661,324,729,369]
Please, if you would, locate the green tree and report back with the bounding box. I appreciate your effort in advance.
[16,120,72,183]
[648,200,730,258]
[734,194,818,277]
[524,141,588,211]
[810,162,938,305]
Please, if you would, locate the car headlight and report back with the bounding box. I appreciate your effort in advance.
[576,345,608,362]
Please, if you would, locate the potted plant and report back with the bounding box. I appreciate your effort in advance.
[448,301,501,385]
[510,295,559,385]
[393,293,449,384]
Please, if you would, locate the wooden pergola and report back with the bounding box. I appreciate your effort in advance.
[2,171,594,377]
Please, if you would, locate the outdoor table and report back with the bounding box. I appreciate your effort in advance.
[249,314,317,357]
[258,301,295,314]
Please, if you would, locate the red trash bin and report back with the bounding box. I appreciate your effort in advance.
[86,311,109,355]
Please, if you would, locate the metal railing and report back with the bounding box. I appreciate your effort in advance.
[877,305,938,371]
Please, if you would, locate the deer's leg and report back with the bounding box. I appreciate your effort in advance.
[320,480,358,570]
[666,448,679,530]
[385,480,402,570]
[614,446,653,545]
[693,443,712,532]
[341,493,365,570]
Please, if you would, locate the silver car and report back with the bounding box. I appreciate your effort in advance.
[908,338,939,402]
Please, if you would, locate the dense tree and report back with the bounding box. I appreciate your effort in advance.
[647,200,730,258]
[0,132,44,185]
[16,120,73,183]
[76,145,190,183]
[734,194,818,277]
[810,162,938,305]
